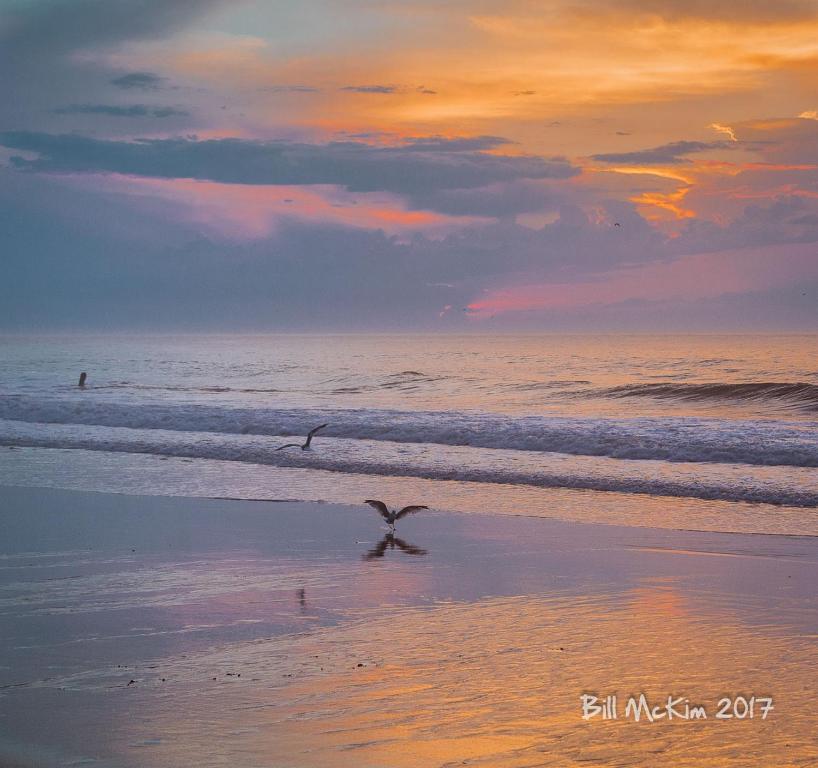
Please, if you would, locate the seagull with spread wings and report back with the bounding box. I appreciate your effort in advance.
[275,423,328,451]
[364,499,428,532]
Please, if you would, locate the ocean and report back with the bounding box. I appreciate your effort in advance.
[1,333,816,535]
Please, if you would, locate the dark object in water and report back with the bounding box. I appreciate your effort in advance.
[78,372,87,387]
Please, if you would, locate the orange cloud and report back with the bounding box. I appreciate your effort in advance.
[60,3,818,256]
[710,123,738,141]
[96,2,818,150]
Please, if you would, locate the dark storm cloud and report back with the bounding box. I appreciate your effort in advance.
[591,140,730,164]
[110,72,166,90]
[0,132,579,195]
[53,104,189,118]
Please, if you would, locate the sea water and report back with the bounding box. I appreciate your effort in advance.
[1,333,816,533]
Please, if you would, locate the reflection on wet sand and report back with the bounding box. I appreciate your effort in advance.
[2,489,817,767]
[363,533,428,560]
[103,586,817,768]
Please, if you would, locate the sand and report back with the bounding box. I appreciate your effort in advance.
[0,485,816,767]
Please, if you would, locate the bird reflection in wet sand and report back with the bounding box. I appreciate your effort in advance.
[297,588,307,609]
[364,533,428,560]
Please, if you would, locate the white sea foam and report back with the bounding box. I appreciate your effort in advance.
[3,419,818,507]
[1,396,816,468]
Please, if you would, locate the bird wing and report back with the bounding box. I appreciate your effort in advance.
[364,499,391,520]
[395,505,428,520]
[304,423,328,446]
[274,443,301,451]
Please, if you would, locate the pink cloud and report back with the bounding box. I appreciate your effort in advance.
[75,174,485,240]
[468,242,818,315]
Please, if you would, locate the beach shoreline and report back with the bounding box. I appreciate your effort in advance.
[5,446,818,537]
[1,484,816,766]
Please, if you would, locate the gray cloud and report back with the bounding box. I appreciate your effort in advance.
[2,167,816,331]
[670,194,818,254]
[260,85,321,94]
[341,85,397,94]
[613,0,818,22]
[0,0,218,130]
[592,140,730,164]
[0,173,658,331]
[732,118,818,163]
[2,2,816,332]
[110,72,166,90]
[341,84,437,96]
[402,135,513,152]
[0,0,220,59]
[54,104,189,118]
[407,180,556,218]
[0,132,579,197]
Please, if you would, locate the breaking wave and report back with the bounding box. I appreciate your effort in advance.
[1,395,816,468]
[2,420,817,507]
[597,382,818,411]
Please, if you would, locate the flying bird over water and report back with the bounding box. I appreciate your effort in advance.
[275,423,328,451]
[365,499,428,531]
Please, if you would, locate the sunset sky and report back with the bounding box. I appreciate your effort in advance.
[2,0,818,330]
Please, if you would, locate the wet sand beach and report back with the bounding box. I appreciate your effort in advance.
[1,485,816,767]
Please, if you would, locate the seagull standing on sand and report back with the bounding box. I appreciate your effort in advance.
[275,423,328,451]
[365,500,428,532]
